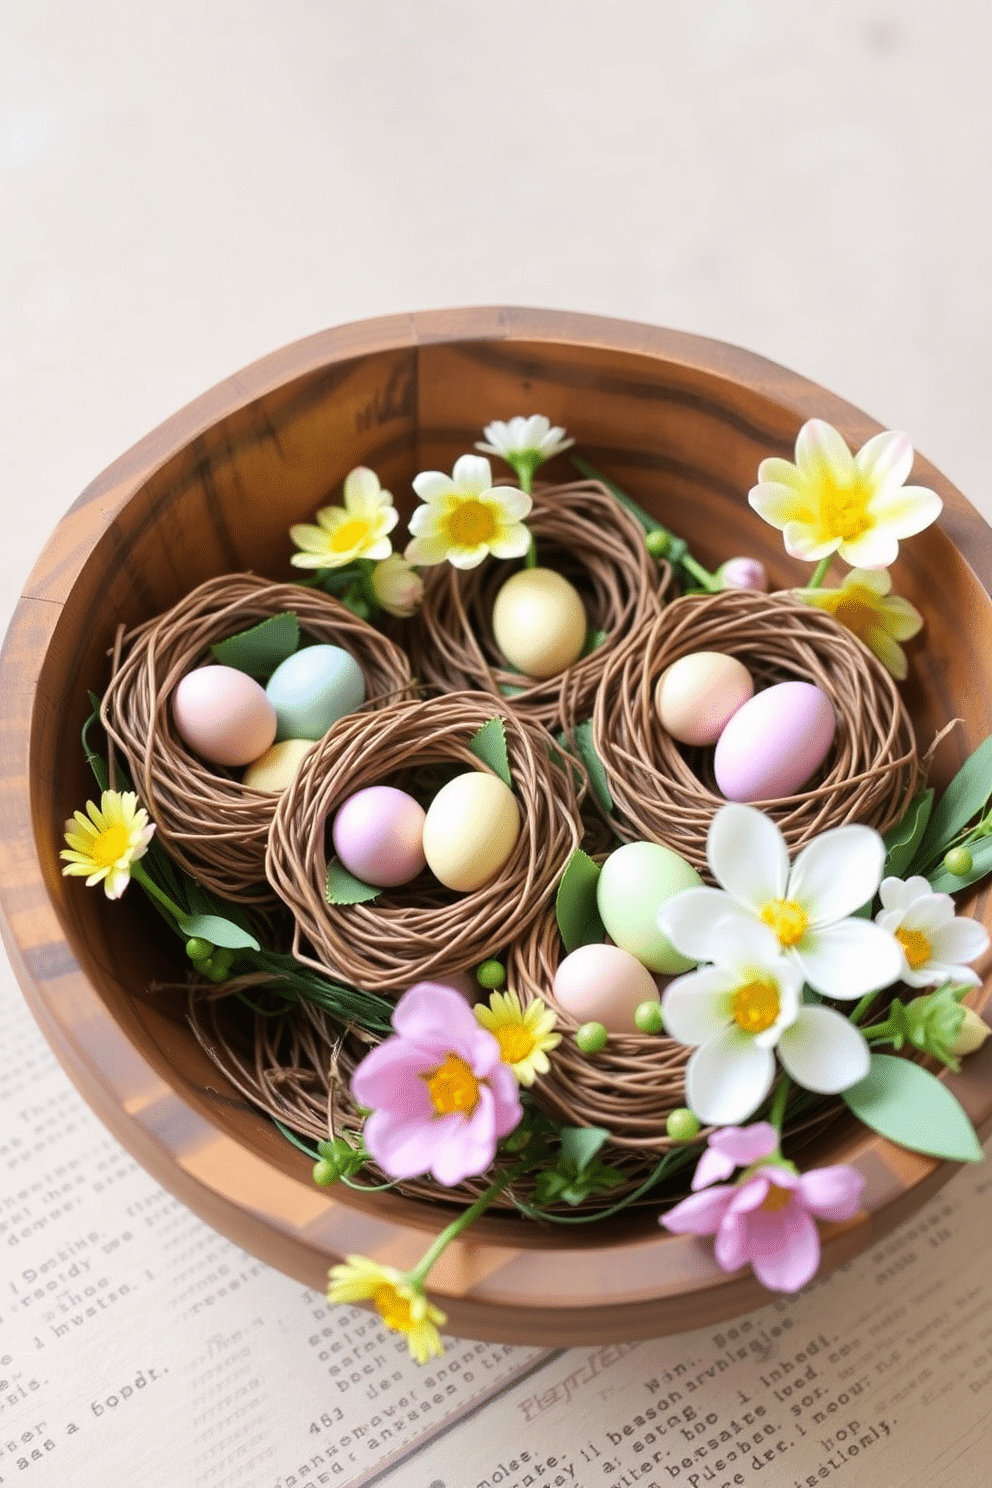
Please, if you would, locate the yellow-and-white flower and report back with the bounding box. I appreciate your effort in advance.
[290,467,398,570]
[474,989,561,1087]
[327,1255,446,1364]
[797,568,923,680]
[475,414,574,465]
[370,553,424,617]
[875,876,990,988]
[404,455,532,570]
[749,419,942,569]
[61,790,155,900]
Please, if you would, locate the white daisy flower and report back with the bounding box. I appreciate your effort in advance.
[290,467,398,570]
[659,804,904,1001]
[475,414,574,465]
[875,875,990,987]
[663,917,871,1125]
[404,454,532,570]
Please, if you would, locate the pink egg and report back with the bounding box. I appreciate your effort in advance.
[172,665,277,767]
[553,943,659,1034]
[332,786,427,888]
[714,681,836,802]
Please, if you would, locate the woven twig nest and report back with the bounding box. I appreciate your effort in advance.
[101,573,415,902]
[403,480,671,733]
[592,588,922,874]
[265,692,582,993]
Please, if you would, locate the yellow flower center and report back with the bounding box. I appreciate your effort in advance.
[731,978,781,1035]
[373,1283,413,1333]
[817,480,872,543]
[761,1182,793,1214]
[329,517,371,553]
[832,596,879,642]
[448,500,497,547]
[90,823,130,868]
[760,898,809,947]
[425,1053,479,1115]
[896,926,932,970]
[495,1024,536,1065]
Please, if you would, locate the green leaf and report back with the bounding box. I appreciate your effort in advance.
[573,720,613,814]
[927,835,992,894]
[884,788,934,878]
[81,692,110,790]
[469,718,513,788]
[211,612,299,679]
[559,1125,611,1173]
[325,859,381,905]
[580,628,607,658]
[916,734,992,868]
[842,1053,983,1163]
[555,850,604,951]
[175,913,260,951]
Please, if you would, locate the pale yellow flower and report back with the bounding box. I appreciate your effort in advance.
[474,989,561,1087]
[61,790,155,900]
[797,568,923,680]
[327,1255,446,1364]
[405,454,532,570]
[290,467,398,570]
[749,420,941,569]
[370,553,424,616]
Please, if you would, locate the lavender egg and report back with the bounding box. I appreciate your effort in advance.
[332,786,427,888]
[714,681,836,802]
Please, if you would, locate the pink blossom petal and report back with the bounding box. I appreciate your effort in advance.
[691,1146,736,1190]
[728,1173,775,1214]
[365,1108,440,1178]
[750,1208,821,1292]
[487,1062,524,1138]
[392,983,502,1075]
[799,1165,865,1222]
[351,1039,434,1115]
[714,1212,749,1272]
[660,1185,735,1236]
[709,1122,779,1167]
[429,1091,499,1185]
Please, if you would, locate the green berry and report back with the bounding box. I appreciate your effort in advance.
[203,948,235,983]
[576,1021,608,1054]
[666,1108,701,1142]
[316,1139,339,1160]
[185,936,214,961]
[944,846,973,877]
[477,959,507,989]
[312,1159,337,1187]
[645,530,671,559]
[634,1000,664,1034]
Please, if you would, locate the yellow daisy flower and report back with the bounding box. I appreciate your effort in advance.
[61,789,156,900]
[797,568,923,680]
[327,1255,446,1364]
[474,989,561,1087]
[290,466,398,570]
[404,454,532,570]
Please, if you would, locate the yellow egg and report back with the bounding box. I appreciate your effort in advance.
[422,772,521,891]
[491,568,587,679]
[243,738,315,792]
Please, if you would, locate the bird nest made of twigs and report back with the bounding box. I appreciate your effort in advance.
[100,572,415,902]
[592,588,922,874]
[403,479,671,734]
[265,692,582,993]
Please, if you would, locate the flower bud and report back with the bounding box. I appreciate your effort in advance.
[718,556,769,592]
[948,1005,991,1058]
[371,554,424,617]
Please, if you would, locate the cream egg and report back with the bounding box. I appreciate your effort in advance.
[553,943,660,1034]
[491,568,587,679]
[655,651,754,746]
[242,738,315,792]
[172,665,277,767]
[422,772,520,892]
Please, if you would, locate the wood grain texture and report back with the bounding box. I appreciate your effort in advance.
[1,306,991,1345]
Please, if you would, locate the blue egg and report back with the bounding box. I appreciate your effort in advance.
[265,645,366,741]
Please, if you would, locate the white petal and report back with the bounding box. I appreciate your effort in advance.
[659,888,747,961]
[795,419,857,487]
[878,875,931,914]
[708,804,790,911]
[343,465,385,512]
[783,521,839,562]
[488,524,533,560]
[452,453,492,494]
[522,414,547,447]
[902,893,956,934]
[494,487,533,522]
[928,916,991,965]
[662,969,736,1046]
[777,1006,870,1093]
[788,825,885,926]
[685,1030,776,1126]
[868,482,943,539]
[793,919,904,999]
[748,482,802,529]
[446,543,490,570]
[837,526,900,568]
[412,470,456,504]
[854,430,913,494]
[756,457,801,490]
[708,914,783,973]
[404,534,451,566]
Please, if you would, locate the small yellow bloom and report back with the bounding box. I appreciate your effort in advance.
[749,419,941,569]
[327,1255,446,1364]
[405,455,532,570]
[797,568,923,680]
[290,467,398,570]
[61,789,155,900]
[474,989,561,1087]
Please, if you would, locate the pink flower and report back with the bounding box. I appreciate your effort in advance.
[661,1125,865,1292]
[717,556,769,592]
[352,982,523,1187]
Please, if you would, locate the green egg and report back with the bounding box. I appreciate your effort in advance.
[596,841,701,973]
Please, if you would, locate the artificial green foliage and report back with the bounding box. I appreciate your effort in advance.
[913,733,992,871]
[210,612,299,678]
[883,788,934,878]
[876,984,969,1070]
[532,1125,626,1207]
[573,720,613,813]
[175,913,260,951]
[325,859,382,905]
[555,849,605,951]
[927,836,992,894]
[469,718,513,789]
[843,1053,983,1163]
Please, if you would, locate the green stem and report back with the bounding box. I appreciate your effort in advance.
[131,861,186,922]
[408,1166,518,1286]
[768,1073,792,1132]
[807,555,833,589]
[850,992,878,1025]
[681,554,723,593]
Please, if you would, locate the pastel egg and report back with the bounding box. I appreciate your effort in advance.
[714,681,837,802]
[243,738,315,792]
[491,568,587,679]
[265,645,366,741]
[422,772,520,892]
[553,943,660,1034]
[596,842,702,973]
[655,651,754,746]
[332,786,427,888]
[172,665,277,767]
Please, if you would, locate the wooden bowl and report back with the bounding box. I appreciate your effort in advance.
[2,307,991,1347]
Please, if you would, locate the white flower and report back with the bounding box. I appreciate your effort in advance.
[475,415,574,465]
[405,454,532,570]
[875,876,990,987]
[749,419,942,569]
[663,918,870,1125]
[659,804,903,1000]
[370,554,424,617]
[290,467,398,570]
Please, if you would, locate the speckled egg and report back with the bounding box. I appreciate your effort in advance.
[596,842,701,973]
[172,665,277,767]
[422,772,520,892]
[714,680,837,801]
[553,943,660,1034]
[243,738,315,792]
[655,651,754,746]
[332,786,427,888]
[491,568,587,679]
[265,645,366,741]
